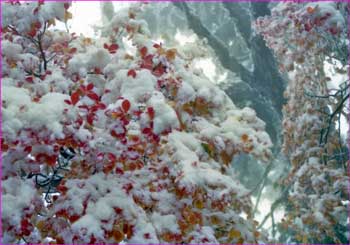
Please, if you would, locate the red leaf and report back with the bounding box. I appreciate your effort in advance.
[64,3,70,9]
[34,21,42,29]
[152,64,165,77]
[94,67,102,74]
[116,168,124,175]
[140,46,147,58]
[87,92,99,101]
[110,130,125,139]
[329,27,338,35]
[147,107,155,119]
[56,184,68,193]
[33,97,41,102]
[87,83,94,90]
[122,99,131,112]
[107,153,116,162]
[110,130,118,138]
[98,103,106,110]
[153,43,161,49]
[103,43,109,49]
[109,43,119,52]
[142,128,152,135]
[87,113,95,125]
[78,105,89,110]
[24,146,32,153]
[25,76,34,83]
[133,110,142,117]
[71,91,80,105]
[130,135,140,142]
[33,7,39,15]
[46,155,57,166]
[141,55,153,70]
[27,28,37,38]
[122,183,133,194]
[152,134,160,142]
[304,23,312,32]
[127,69,137,78]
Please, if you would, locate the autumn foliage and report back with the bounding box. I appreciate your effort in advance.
[1,1,273,244]
[255,2,349,243]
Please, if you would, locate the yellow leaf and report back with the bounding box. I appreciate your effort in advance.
[47,19,56,27]
[210,215,222,225]
[302,235,308,244]
[10,62,17,69]
[36,220,46,231]
[193,198,204,209]
[194,97,210,115]
[64,11,73,22]
[83,38,92,46]
[124,54,134,60]
[228,229,241,240]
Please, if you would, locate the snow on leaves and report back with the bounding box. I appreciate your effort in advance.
[255,2,349,244]
[1,1,272,244]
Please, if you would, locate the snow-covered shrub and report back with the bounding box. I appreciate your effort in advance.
[254,2,349,243]
[2,1,273,244]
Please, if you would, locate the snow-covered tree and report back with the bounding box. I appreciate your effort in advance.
[255,2,349,243]
[1,2,273,244]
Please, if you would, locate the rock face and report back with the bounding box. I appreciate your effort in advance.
[139,2,286,149]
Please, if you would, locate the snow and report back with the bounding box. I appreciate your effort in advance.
[2,40,23,61]
[2,177,37,226]
[2,86,74,140]
[151,212,180,234]
[68,47,111,74]
[88,48,111,69]
[118,69,157,103]
[1,1,279,243]
[72,214,104,239]
[147,92,180,134]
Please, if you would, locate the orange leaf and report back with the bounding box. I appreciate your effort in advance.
[166,48,177,61]
[220,151,232,165]
[241,134,249,142]
[112,229,124,243]
[69,47,77,54]
[307,6,315,14]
